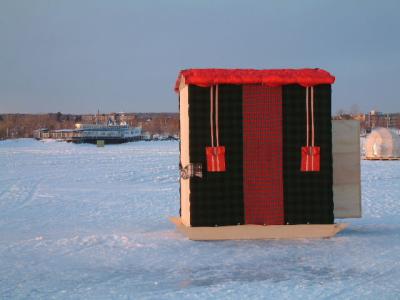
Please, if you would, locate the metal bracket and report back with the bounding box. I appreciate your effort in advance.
[180,163,203,179]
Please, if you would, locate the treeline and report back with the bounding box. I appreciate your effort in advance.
[0,113,179,140]
[134,113,179,136]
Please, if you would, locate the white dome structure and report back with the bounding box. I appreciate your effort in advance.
[365,127,400,159]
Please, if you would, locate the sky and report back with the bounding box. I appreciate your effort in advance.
[0,0,399,114]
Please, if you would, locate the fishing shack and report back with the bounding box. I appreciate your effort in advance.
[171,68,361,240]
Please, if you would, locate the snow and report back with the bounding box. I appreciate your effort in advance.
[0,139,399,299]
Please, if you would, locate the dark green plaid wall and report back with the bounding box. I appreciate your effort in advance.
[185,84,333,226]
[188,85,244,226]
[282,84,334,224]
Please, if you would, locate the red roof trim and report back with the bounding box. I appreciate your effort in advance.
[175,68,335,92]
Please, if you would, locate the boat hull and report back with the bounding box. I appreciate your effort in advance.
[72,136,142,144]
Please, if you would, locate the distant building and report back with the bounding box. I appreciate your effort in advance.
[365,111,400,130]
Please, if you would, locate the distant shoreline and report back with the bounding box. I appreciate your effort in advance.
[0,112,179,140]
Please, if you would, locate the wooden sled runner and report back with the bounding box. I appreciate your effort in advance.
[170,217,348,241]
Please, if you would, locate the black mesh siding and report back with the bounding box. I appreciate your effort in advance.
[188,85,244,226]
[282,84,334,224]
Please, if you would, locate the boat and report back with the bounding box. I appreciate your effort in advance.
[72,120,142,144]
[34,119,142,144]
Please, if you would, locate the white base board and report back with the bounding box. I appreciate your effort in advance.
[170,217,348,241]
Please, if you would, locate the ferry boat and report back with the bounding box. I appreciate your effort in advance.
[34,120,142,144]
[73,121,142,144]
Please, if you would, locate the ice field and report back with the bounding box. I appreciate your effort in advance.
[0,139,399,299]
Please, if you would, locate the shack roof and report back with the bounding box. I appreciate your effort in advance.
[175,68,335,92]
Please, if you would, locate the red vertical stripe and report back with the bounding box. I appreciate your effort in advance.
[243,85,284,225]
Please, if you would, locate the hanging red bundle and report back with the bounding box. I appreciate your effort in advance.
[206,85,226,172]
[206,146,226,172]
[301,87,320,172]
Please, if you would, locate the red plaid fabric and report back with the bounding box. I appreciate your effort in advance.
[243,85,284,225]
[301,146,320,172]
[206,146,226,172]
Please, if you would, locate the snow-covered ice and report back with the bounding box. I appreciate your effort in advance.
[0,139,399,299]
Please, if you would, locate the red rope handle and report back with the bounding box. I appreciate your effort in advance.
[210,86,214,147]
[216,85,219,147]
[311,87,315,169]
[311,87,315,147]
[306,87,309,147]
